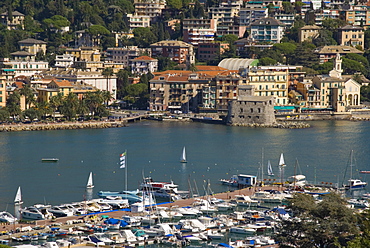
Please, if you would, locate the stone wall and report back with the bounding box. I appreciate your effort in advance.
[0,121,126,132]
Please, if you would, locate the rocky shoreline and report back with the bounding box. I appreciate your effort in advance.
[0,121,127,132]
[228,121,311,129]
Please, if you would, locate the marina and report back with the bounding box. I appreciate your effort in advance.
[0,120,369,247]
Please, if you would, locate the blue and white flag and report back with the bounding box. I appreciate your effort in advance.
[120,152,126,168]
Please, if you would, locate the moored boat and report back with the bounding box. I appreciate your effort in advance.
[41,158,59,162]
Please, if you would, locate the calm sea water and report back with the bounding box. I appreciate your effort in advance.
[0,120,369,212]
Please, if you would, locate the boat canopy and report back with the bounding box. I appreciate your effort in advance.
[288,175,306,181]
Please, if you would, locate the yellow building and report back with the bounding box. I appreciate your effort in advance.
[65,47,101,62]
[246,66,290,105]
[37,79,74,103]
[337,25,364,49]
[18,38,47,56]
[299,25,321,43]
[0,11,25,30]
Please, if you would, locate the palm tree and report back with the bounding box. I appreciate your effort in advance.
[84,91,103,117]
[6,92,21,121]
[102,90,113,106]
[60,93,79,121]
[49,93,64,121]
[20,84,35,110]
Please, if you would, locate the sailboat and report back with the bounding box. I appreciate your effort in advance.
[87,172,94,189]
[267,160,274,176]
[279,153,285,167]
[14,186,23,206]
[180,147,187,163]
[344,150,367,190]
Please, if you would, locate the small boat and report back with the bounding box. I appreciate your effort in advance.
[87,172,94,189]
[14,186,23,206]
[41,158,59,162]
[360,171,370,174]
[267,160,274,176]
[180,146,187,163]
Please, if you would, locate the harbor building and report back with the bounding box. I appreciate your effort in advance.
[227,85,276,125]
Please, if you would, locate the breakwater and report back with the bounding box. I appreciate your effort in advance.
[228,121,311,128]
[0,121,126,132]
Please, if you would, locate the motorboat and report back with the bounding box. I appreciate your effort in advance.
[0,211,17,223]
[251,191,286,203]
[121,215,142,227]
[231,194,259,206]
[219,175,238,187]
[347,198,369,208]
[48,205,74,217]
[345,179,367,190]
[140,177,182,200]
[41,158,59,162]
[21,206,53,220]
[98,190,142,204]
[93,197,129,209]
[229,226,256,234]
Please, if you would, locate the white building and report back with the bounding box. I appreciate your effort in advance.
[55,54,75,68]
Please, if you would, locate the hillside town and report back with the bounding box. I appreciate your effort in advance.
[0,0,370,124]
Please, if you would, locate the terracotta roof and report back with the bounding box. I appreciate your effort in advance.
[52,79,74,87]
[195,66,227,71]
[133,56,157,61]
[13,81,24,89]
[339,25,364,30]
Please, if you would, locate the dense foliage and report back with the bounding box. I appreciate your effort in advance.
[275,193,359,248]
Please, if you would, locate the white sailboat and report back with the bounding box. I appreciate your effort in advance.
[279,153,285,167]
[267,160,274,176]
[14,186,23,206]
[87,172,94,189]
[344,150,367,190]
[180,147,187,163]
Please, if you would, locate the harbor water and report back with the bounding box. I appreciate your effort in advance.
[0,120,369,212]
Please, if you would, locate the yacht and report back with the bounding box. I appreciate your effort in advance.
[21,206,53,220]
[0,211,17,223]
[98,190,142,204]
[48,205,74,217]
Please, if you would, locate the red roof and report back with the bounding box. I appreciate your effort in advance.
[133,56,156,61]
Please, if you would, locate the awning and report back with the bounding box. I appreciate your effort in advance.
[274,106,295,110]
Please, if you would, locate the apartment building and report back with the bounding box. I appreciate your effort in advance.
[106,46,150,67]
[150,40,195,65]
[337,25,364,49]
[130,56,158,75]
[18,38,47,56]
[249,18,285,43]
[183,19,217,46]
[197,43,229,62]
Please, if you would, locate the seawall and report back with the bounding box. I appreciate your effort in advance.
[0,121,126,132]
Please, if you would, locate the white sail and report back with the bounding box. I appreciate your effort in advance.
[267,160,274,176]
[14,186,23,205]
[180,147,187,163]
[87,172,94,189]
[279,153,286,167]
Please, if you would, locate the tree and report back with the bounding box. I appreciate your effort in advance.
[132,27,157,48]
[60,93,79,120]
[49,93,64,120]
[275,193,359,248]
[259,57,277,66]
[43,15,70,29]
[312,29,337,47]
[23,107,41,121]
[273,42,297,64]
[0,108,10,122]
[87,25,110,36]
[347,209,370,247]
[19,85,35,110]
[84,91,104,116]
[6,92,21,120]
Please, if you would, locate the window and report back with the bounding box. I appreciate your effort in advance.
[250,108,253,113]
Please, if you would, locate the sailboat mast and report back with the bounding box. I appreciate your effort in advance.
[125,149,128,193]
[261,147,264,183]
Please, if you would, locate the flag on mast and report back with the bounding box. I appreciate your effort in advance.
[120,151,126,168]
